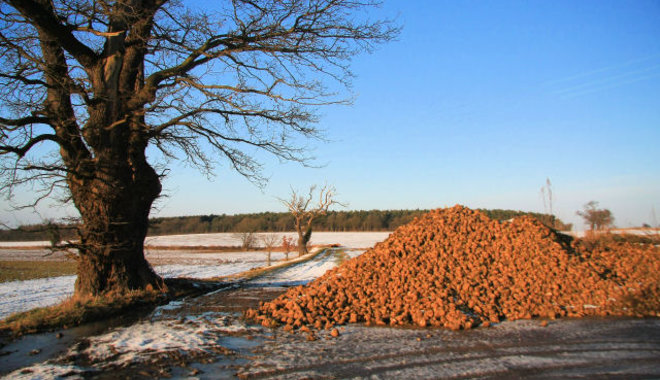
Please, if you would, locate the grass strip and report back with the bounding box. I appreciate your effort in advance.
[0,260,77,283]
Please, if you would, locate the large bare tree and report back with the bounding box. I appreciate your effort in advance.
[280,184,343,256]
[0,0,396,297]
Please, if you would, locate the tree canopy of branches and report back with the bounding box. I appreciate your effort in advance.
[0,0,397,296]
[577,201,614,231]
[279,184,344,256]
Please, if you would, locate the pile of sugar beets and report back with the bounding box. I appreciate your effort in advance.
[245,206,659,333]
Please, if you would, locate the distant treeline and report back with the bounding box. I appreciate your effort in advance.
[148,209,571,236]
[0,208,572,241]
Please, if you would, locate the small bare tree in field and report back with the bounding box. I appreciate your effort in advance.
[233,232,256,251]
[261,233,279,266]
[280,185,344,256]
[281,236,295,260]
[577,201,614,232]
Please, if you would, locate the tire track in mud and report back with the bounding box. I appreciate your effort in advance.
[238,319,660,379]
[335,345,659,379]
[243,344,660,379]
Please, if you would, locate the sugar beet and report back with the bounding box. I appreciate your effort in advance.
[245,206,659,331]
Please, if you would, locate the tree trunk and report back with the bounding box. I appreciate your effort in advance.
[297,225,312,257]
[68,120,164,297]
[297,234,307,256]
[71,169,164,296]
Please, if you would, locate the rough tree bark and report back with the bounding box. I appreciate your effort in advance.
[68,122,165,294]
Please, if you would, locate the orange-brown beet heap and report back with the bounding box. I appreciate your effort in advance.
[246,206,659,330]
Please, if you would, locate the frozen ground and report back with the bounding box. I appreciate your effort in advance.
[3,263,659,379]
[236,317,660,379]
[0,248,355,377]
[1,237,658,378]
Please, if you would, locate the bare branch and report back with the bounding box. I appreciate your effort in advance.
[7,0,99,69]
[0,134,60,158]
[0,115,50,127]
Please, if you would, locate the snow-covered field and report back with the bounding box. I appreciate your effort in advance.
[0,242,51,248]
[0,276,75,320]
[144,249,289,265]
[144,231,390,249]
[565,228,660,238]
[0,231,391,249]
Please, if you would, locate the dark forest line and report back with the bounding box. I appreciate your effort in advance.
[0,209,572,242]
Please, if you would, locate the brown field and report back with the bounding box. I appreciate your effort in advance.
[0,260,77,283]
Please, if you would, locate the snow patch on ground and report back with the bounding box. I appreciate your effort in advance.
[81,312,257,368]
[82,316,219,366]
[0,242,50,248]
[2,363,86,380]
[1,312,259,378]
[155,262,262,279]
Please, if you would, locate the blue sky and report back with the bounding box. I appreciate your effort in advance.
[2,0,660,230]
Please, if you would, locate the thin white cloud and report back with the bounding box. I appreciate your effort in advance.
[543,54,660,99]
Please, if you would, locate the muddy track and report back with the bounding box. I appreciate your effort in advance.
[237,318,660,379]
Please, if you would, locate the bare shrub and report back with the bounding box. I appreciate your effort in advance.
[233,232,256,251]
[281,236,295,260]
[261,234,280,266]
